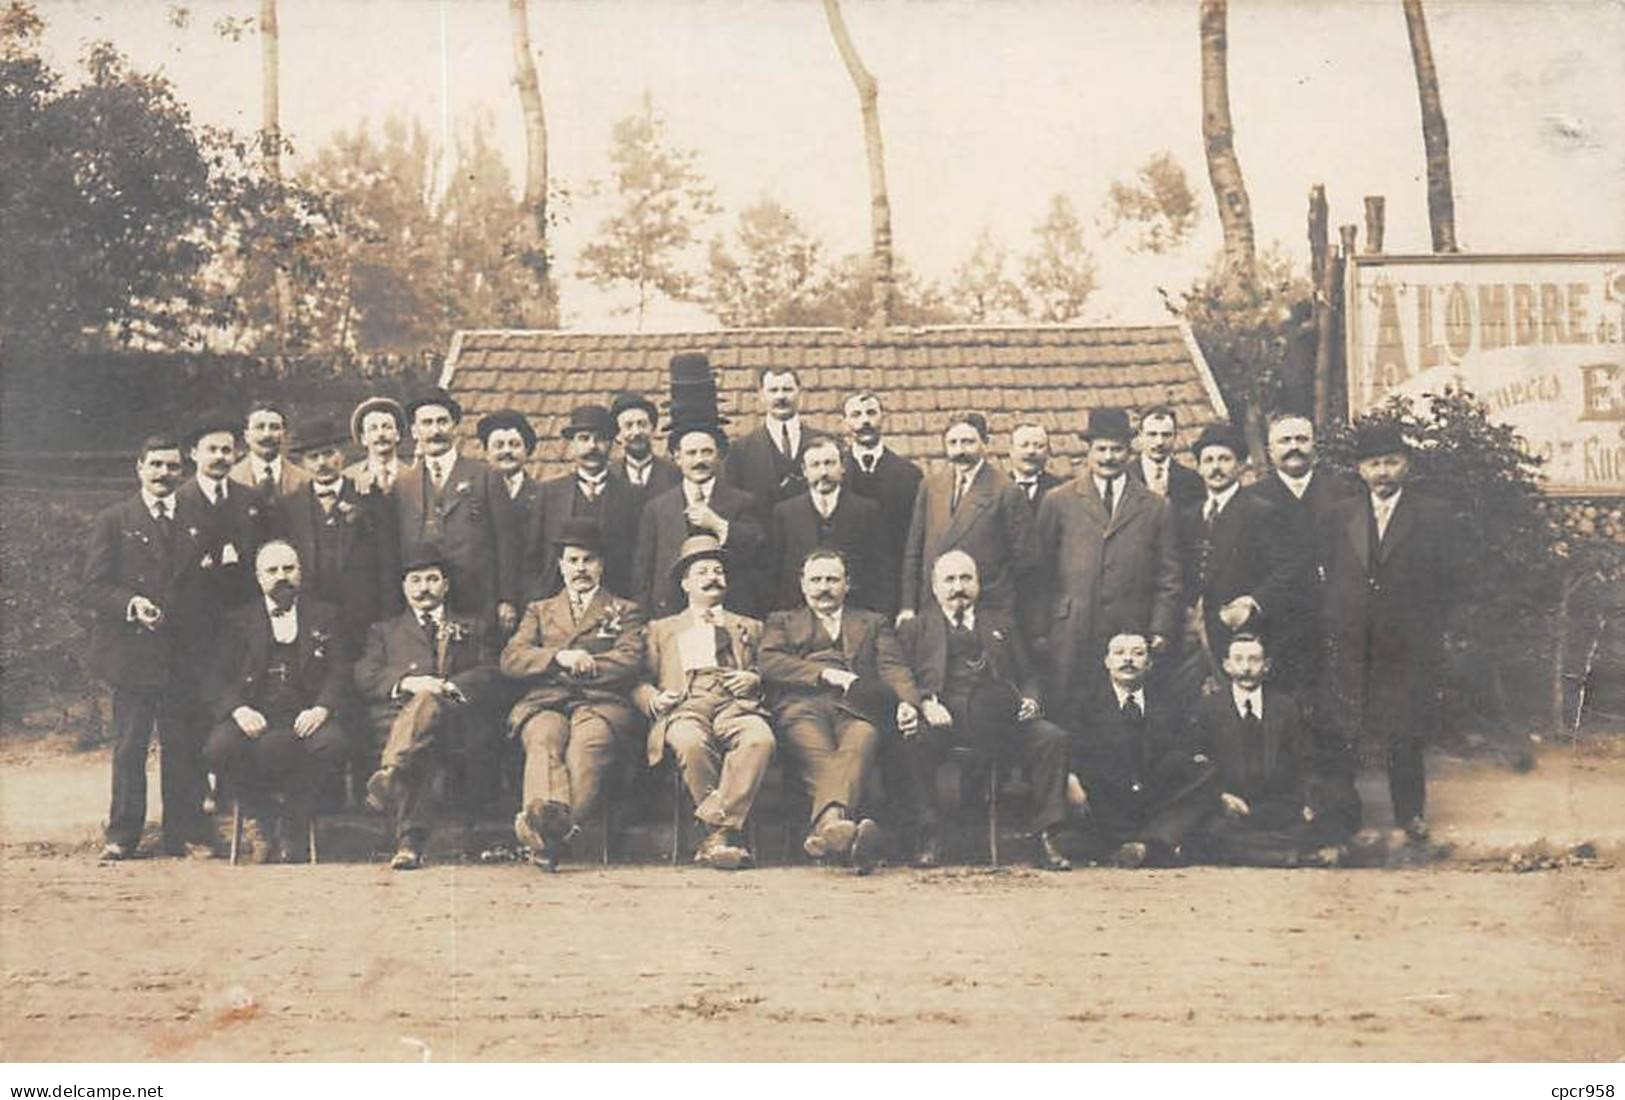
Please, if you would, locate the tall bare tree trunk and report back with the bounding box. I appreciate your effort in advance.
[1198,0,1256,291]
[508,0,555,321]
[261,0,290,355]
[1402,0,1458,253]
[821,0,894,329]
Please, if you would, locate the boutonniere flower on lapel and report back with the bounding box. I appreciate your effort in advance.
[126,528,149,544]
[455,480,471,495]
[310,629,330,661]
[200,552,216,570]
[247,504,261,518]
[440,620,469,644]
[991,629,1006,641]
[187,526,200,540]
[595,608,626,640]
[335,500,359,524]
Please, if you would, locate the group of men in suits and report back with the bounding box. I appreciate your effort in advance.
[82,354,1459,871]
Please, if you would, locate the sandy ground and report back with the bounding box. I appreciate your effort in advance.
[2,742,1623,1062]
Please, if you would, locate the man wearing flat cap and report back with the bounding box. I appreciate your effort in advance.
[392,388,517,636]
[1318,421,1460,843]
[273,416,382,650]
[500,518,646,870]
[355,542,503,869]
[1177,423,1304,683]
[899,411,1036,624]
[528,404,638,601]
[479,408,546,623]
[634,535,774,870]
[1024,407,1182,725]
[609,390,681,507]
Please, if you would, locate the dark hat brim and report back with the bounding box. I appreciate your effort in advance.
[478,411,538,452]
[405,390,463,423]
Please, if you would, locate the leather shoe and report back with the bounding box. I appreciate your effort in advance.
[99,842,131,862]
[1403,816,1429,843]
[913,827,942,869]
[849,818,881,875]
[278,817,312,864]
[1034,830,1072,872]
[513,809,556,871]
[1110,841,1148,869]
[389,846,423,871]
[805,812,857,861]
[240,818,274,864]
[365,767,400,813]
[696,827,752,871]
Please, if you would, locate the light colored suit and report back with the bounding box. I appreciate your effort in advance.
[230,455,311,497]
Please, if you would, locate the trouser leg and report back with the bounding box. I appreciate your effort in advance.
[564,710,617,825]
[203,719,269,815]
[518,711,570,812]
[697,711,774,831]
[666,717,722,816]
[159,693,208,847]
[1008,716,1068,834]
[107,687,158,848]
[1387,729,1426,824]
[278,721,348,821]
[379,691,446,775]
[779,709,844,822]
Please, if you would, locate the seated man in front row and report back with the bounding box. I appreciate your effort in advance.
[634,535,775,870]
[761,549,920,872]
[500,518,646,870]
[356,543,502,870]
[894,550,1072,871]
[204,540,348,863]
[1068,632,1215,868]
[1186,633,1354,867]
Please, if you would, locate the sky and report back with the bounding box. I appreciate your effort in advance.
[31,0,1625,331]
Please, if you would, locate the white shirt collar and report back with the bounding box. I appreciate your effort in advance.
[811,486,840,514]
[504,470,526,497]
[684,477,716,504]
[1232,682,1264,720]
[814,606,844,637]
[264,597,299,642]
[141,489,172,517]
[370,454,398,473]
[940,604,976,631]
[1141,454,1169,477]
[312,477,342,496]
[1371,487,1404,513]
[569,585,600,609]
[1277,468,1314,499]
[416,604,444,627]
[769,416,801,449]
[577,468,607,486]
[850,442,885,467]
[256,456,282,481]
[196,473,228,501]
[956,459,984,485]
[690,603,727,627]
[1206,481,1241,514]
[1111,682,1147,710]
[1093,472,1125,497]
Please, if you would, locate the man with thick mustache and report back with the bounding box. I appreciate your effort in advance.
[768,437,885,612]
[609,390,681,507]
[202,541,349,863]
[632,424,768,618]
[899,411,1035,623]
[231,400,311,498]
[635,536,774,870]
[722,367,814,509]
[1007,421,1065,512]
[502,519,646,871]
[841,393,922,618]
[392,389,516,636]
[346,396,408,497]
[526,405,638,600]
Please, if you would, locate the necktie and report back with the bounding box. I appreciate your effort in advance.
[1019,479,1037,502]
[861,455,876,475]
[952,610,967,632]
[1242,696,1260,724]
[316,488,338,515]
[1122,695,1143,723]
[952,473,969,512]
[419,612,438,645]
[1151,463,1167,495]
[429,459,446,491]
[257,465,276,496]
[773,424,788,457]
[153,500,174,543]
[1204,496,1219,526]
[1101,477,1115,517]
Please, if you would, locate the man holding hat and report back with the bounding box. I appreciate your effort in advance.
[273,416,382,649]
[609,390,681,507]
[1024,407,1182,724]
[355,541,502,869]
[634,534,774,870]
[1318,421,1460,842]
[393,387,517,636]
[347,396,407,496]
[479,408,547,621]
[899,411,1035,623]
[500,518,646,870]
[530,404,639,601]
[1177,423,1303,682]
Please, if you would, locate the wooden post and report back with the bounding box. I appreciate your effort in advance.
[1310,186,1332,429]
[1330,225,1359,421]
[1364,196,1386,254]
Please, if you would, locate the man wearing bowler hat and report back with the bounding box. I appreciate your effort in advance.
[274,415,382,648]
[609,390,681,507]
[1318,421,1460,842]
[501,518,646,870]
[355,542,502,870]
[529,404,639,601]
[393,387,517,636]
[1024,407,1182,724]
[634,534,774,870]
[479,408,547,621]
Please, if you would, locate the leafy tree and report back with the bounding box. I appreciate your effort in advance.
[705,197,826,327]
[948,227,1026,323]
[578,93,718,328]
[1105,151,1199,254]
[803,252,956,329]
[1020,194,1097,323]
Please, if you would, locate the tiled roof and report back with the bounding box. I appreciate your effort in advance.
[442,325,1228,478]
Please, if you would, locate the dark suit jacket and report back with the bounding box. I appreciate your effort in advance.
[1072,684,1212,836]
[760,605,921,727]
[204,598,350,724]
[1191,688,1306,824]
[1176,488,1305,663]
[900,462,1035,615]
[768,490,885,612]
[613,455,683,511]
[499,588,646,731]
[1010,468,1066,513]
[230,455,310,497]
[392,453,515,623]
[630,481,768,618]
[1126,454,1206,508]
[845,446,924,616]
[896,604,1039,705]
[169,478,268,656]
[492,470,547,610]
[1024,476,1183,718]
[722,421,816,508]
[519,471,639,601]
[1319,490,1459,742]
[352,607,502,730]
[272,479,382,650]
[82,495,186,689]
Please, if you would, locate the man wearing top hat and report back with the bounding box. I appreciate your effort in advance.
[202,540,349,863]
[355,542,502,870]
[273,416,382,650]
[501,518,646,870]
[231,400,311,499]
[347,396,408,497]
[1177,423,1304,683]
[634,534,774,870]
[1024,407,1182,725]
[528,404,639,601]
[609,390,681,507]
[392,387,517,636]
[898,411,1035,623]
[632,353,768,618]
[722,366,815,509]
[479,408,547,619]
[1318,421,1460,842]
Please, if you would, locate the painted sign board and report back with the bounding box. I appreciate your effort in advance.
[1346,253,1625,496]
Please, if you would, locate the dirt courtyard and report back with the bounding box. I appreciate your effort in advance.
[2,744,1622,1062]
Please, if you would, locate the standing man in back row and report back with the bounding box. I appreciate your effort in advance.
[723,367,814,509]
[842,392,922,618]
[231,400,311,499]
